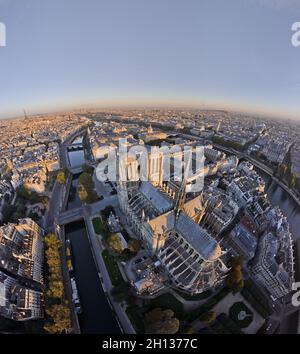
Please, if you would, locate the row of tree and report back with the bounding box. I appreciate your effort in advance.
[277,163,299,191]
[43,234,72,334]
[108,234,141,254]
[212,135,245,151]
[143,306,219,334]
[144,308,180,334]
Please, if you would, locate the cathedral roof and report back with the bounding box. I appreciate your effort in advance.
[148,210,175,235]
[139,182,173,214]
[183,194,205,219]
[176,212,221,261]
[148,205,221,261]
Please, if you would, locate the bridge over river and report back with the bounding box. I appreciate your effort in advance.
[57,195,119,225]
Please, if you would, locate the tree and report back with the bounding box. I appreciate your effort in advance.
[179,325,194,334]
[199,310,216,324]
[82,164,94,175]
[111,282,131,302]
[226,257,244,293]
[1,203,17,223]
[44,234,72,334]
[144,308,180,334]
[45,233,61,248]
[77,172,98,203]
[4,193,10,203]
[231,256,243,267]
[42,196,49,208]
[256,151,264,160]
[128,239,141,254]
[290,173,298,190]
[46,280,64,299]
[16,185,41,203]
[78,184,88,202]
[16,185,31,199]
[278,164,287,178]
[44,304,71,334]
[78,172,94,190]
[28,211,40,222]
[56,170,66,184]
[108,233,124,253]
[119,248,134,261]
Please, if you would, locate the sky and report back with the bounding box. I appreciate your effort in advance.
[1,0,300,119]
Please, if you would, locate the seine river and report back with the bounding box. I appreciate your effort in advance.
[256,169,300,244]
[68,149,85,168]
[65,144,121,334]
[256,168,300,333]
[66,174,81,210]
[68,135,85,168]
[65,221,121,333]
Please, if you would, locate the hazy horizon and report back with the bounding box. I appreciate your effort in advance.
[3,102,298,125]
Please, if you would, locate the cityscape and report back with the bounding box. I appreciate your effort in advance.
[1,0,300,339]
[0,109,299,334]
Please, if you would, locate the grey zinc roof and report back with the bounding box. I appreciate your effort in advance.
[148,210,175,234]
[183,194,204,219]
[139,182,173,214]
[234,224,257,255]
[176,212,220,260]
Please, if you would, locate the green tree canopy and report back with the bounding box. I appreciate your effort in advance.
[128,239,141,254]
[108,233,124,253]
[144,308,180,334]
[77,172,98,203]
[199,310,216,324]
[82,164,94,175]
[226,258,244,293]
[56,170,66,184]
[111,282,131,302]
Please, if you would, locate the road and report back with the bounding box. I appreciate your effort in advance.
[57,195,119,225]
[43,180,64,232]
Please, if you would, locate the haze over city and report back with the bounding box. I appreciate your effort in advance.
[1,0,300,119]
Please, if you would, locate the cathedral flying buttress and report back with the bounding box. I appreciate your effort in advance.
[117,177,229,294]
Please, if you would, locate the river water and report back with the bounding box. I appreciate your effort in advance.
[68,135,85,168]
[260,171,300,242]
[64,144,121,334]
[66,174,81,210]
[68,149,85,168]
[260,173,300,334]
[65,220,121,333]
